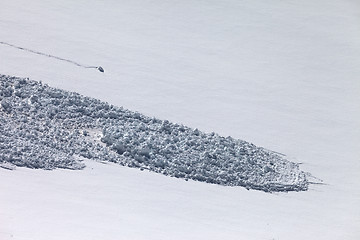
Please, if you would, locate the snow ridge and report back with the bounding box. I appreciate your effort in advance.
[0,75,309,192]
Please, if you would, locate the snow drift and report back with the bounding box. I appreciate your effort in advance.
[0,74,310,192]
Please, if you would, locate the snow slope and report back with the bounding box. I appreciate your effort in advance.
[1,0,360,239]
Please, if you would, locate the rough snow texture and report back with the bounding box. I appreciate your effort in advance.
[0,75,309,192]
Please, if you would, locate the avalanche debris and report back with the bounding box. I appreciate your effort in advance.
[0,75,310,192]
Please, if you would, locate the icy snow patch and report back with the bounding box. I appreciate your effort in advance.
[0,75,310,192]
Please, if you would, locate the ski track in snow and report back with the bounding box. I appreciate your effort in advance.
[0,41,104,72]
[0,74,310,192]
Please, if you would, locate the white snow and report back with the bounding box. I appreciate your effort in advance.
[0,0,359,239]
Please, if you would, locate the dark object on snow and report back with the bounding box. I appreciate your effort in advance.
[98,66,104,72]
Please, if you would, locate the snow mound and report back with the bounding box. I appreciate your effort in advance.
[0,75,310,192]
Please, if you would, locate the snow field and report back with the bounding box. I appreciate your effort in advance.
[1,0,359,239]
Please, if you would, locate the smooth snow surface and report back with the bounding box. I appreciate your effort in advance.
[1,0,360,239]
